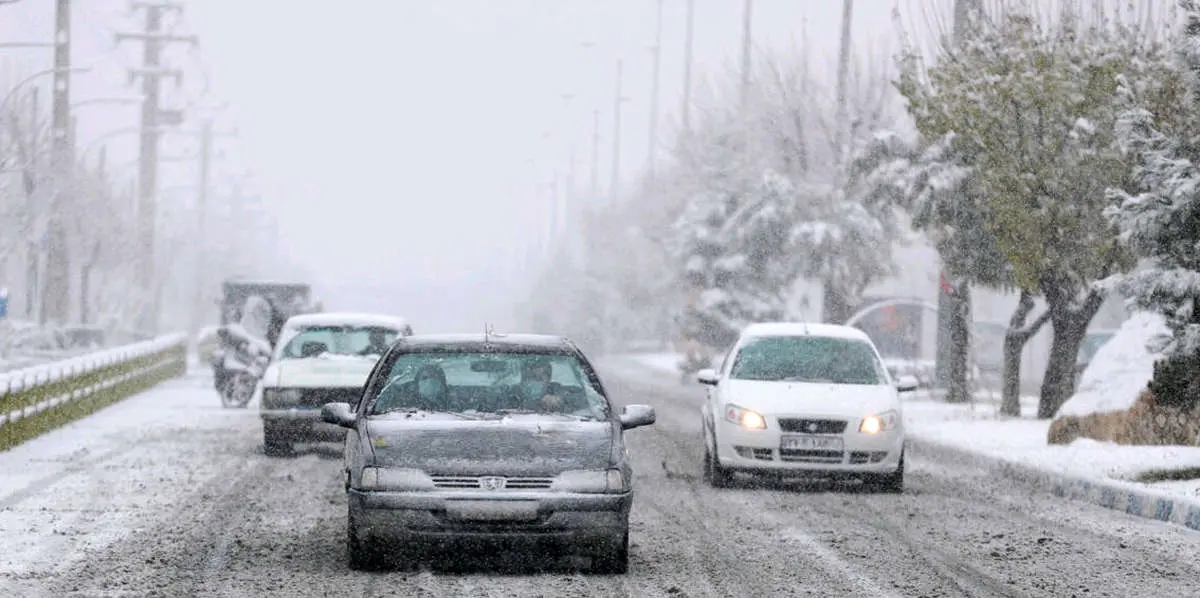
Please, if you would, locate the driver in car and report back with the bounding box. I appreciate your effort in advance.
[358,329,391,356]
[519,358,568,412]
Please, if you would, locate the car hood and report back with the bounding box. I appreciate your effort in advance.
[365,416,614,477]
[722,379,899,418]
[265,356,377,388]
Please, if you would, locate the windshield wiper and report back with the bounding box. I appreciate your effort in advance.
[374,407,469,418]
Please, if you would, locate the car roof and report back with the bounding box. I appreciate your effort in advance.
[740,321,872,342]
[284,312,410,330]
[396,333,576,353]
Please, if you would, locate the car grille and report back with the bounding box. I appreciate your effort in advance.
[779,449,844,464]
[430,476,555,490]
[296,387,362,408]
[777,418,848,434]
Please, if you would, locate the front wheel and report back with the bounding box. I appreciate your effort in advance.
[228,372,256,408]
[588,530,629,574]
[702,433,734,488]
[347,507,384,571]
[865,451,904,494]
[263,421,294,457]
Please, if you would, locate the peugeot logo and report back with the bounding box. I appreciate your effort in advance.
[479,476,506,491]
[807,423,819,433]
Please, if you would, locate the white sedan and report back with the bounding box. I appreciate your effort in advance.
[697,322,917,492]
[257,312,414,456]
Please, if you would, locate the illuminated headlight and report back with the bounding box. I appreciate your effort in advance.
[358,467,434,491]
[859,410,900,434]
[551,469,628,493]
[262,388,303,408]
[724,404,767,430]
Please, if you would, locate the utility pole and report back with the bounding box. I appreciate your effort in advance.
[646,0,664,189]
[740,0,753,112]
[191,118,212,342]
[116,1,197,334]
[589,108,600,202]
[681,0,695,133]
[610,59,624,206]
[40,0,72,325]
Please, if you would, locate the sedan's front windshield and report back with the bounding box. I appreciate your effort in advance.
[277,326,400,360]
[368,350,609,419]
[730,335,889,385]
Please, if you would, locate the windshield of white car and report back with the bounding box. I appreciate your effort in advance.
[367,350,609,419]
[277,325,400,359]
[729,335,889,385]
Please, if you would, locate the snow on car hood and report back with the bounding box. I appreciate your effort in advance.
[264,355,378,388]
[721,379,899,419]
[366,418,614,477]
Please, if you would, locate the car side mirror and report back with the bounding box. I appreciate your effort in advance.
[321,402,356,428]
[895,375,919,393]
[619,404,656,430]
[697,368,719,386]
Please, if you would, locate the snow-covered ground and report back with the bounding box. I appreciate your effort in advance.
[0,367,256,588]
[621,335,1200,502]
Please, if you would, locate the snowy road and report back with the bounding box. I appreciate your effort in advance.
[3,363,1200,597]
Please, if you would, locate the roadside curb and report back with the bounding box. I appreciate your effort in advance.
[909,436,1200,532]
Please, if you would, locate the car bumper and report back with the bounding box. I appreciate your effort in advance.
[261,408,346,442]
[714,420,904,476]
[348,489,631,545]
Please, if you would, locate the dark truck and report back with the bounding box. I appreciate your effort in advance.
[211,279,319,393]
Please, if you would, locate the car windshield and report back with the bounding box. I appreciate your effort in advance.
[277,325,399,359]
[730,335,889,385]
[368,350,609,419]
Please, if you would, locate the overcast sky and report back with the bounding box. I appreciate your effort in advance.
[0,0,958,332]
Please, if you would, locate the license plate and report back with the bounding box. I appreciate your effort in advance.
[780,434,843,451]
[446,500,539,522]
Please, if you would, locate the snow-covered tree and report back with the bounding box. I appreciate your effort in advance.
[1108,1,1200,361]
[898,6,1173,418]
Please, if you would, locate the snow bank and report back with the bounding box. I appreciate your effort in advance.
[1058,312,1170,417]
[0,333,187,392]
[906,397,1200,501]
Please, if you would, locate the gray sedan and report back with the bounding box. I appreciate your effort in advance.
[321,333,656,572]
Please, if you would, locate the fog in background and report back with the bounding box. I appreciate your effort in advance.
[0,1,941,333]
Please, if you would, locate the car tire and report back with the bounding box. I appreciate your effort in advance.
[589,529,629,574]
[262,422,293,458]
[347,508,384,571]
[703,435,734,488]
[867,451,904,494]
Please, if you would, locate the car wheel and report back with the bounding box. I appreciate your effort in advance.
[347,507,384,571]
[589,529,629,574]
[703,435,734,488]
[263,422,294,458]
[867,451,904,494]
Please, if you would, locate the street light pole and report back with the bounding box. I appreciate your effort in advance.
[682,0,695,132]
[609,59,624,206]
[646,0,664,190]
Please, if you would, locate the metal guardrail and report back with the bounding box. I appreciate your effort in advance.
[0,333,189,451]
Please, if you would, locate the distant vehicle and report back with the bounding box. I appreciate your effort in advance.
[258,312,414,456]
[320,332,656,572]
[1075,329,1117,387]
[695,322,917,492]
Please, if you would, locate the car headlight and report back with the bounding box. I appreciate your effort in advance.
[724,404,767,430]
[859,410,900,434]
[262,388,303,408]
[551,469,628,493]
[358,467,434,491]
